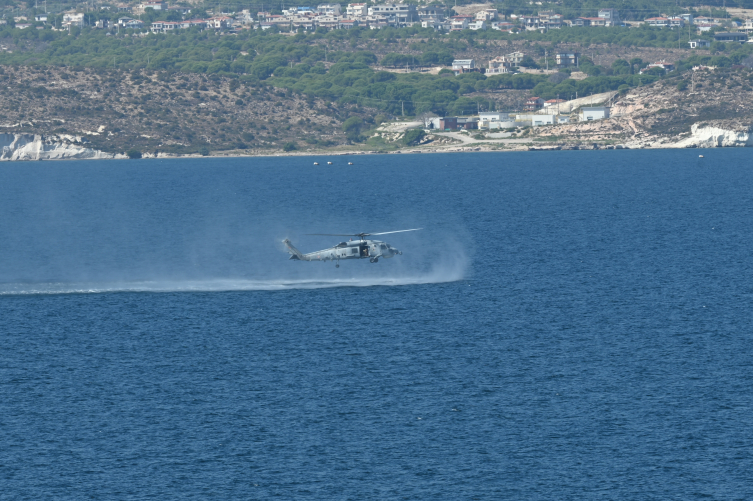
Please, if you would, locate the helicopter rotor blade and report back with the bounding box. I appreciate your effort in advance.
[305,233,361,236]
[366,228,423,236]
[306,229,422,238]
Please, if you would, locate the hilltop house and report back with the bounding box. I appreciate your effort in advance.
[452,59,475,75]
[688,39,711,48]
[714,32,747,43]
[486,56,512,75]
[524,97,544,111]
[580,107,610,121]
[555,52,579,67]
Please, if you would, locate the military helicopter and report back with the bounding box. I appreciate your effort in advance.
[283,229,421,268]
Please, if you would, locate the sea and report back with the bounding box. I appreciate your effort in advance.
[1,150,752,500]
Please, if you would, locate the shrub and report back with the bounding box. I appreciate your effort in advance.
[677,80,688,91]
[242,132,255,141]
[402,129,425,146]
[126,149,142,159]
[283,141,298,152]
[199,146,210,156]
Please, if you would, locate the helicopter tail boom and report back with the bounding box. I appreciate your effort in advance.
[283,238,307,261]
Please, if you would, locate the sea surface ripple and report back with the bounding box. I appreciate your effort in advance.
[1,150,752,500]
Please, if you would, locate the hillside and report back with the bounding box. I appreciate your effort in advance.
[0,65,379,156]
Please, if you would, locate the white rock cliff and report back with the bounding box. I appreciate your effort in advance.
[0,133,126,161]
[672,124,753,148]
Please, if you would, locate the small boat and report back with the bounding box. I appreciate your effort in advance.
[699,155,704,158]
[327,161,333,165]
[313,162,319,165]
[348,162,353,165]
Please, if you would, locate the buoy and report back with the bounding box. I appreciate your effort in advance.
[348,162,353,165]
[699,155,704,158]
[313,162,319,165]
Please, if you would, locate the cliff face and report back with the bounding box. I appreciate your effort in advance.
[0,134,126,161]
[671,124,753,148]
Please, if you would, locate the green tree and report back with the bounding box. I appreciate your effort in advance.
[403,128,425,145]
[126,148,142,159]
[341,116,364,141]
[283,141,298,151]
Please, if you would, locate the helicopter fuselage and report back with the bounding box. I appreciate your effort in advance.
[283,238,402,264]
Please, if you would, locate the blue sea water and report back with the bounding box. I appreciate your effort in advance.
[1,150,752,500]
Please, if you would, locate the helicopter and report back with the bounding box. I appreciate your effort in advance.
[283,229,422,268]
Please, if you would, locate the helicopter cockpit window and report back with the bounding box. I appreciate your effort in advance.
[380,244,387,250]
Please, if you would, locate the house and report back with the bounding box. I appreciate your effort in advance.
[714,32,747,43]
[486,56,512,75]
[421,19,443,30]
[688,39,711,48]
[557,115,570,124]
[696,23,716,32]
[317,3,342,16]
[479,112,509,122]
[35,14,48,22]
[180,20,207,29]
[645,17,669,28]
[207,16,232,29]
[515,114,555,125]
[439,117,458,130]
[640,61,675,73]
[338,19,358,29]
[598,8,620,25]
[468,20,486,30]
[450,18,468,31]
[525,97,544,111]
[507,51,525,65]
[151,21,180,33]
[475,9,497,21]
[457,117,478,129]
[16,23,31,29]
[368,4,417,25]
[63,13,85,27]
[555,52,579,67]
[134,1,166,14]
[491,21,515,32]
[452,59,475,75]
[168,6,191,15]
[478,112,514,130]
[418,6,444,22]
[741,19,753,34]
[573,17,608,27]
[580,107,610,121]
[123,19,144,29]
[544,99,566,108]
[347,3,368,18]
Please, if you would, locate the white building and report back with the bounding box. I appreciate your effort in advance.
[317,3,342,16]
[486,56,512,75]
[688,39,711,48]
[468,20,486,30]
[347,3,368,18]
[368,3,417,25]
[580,107,610,121]
[517,114,556,125]
[452,59,475,75]
[63,12,85,27]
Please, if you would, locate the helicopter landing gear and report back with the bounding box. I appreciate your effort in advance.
[369,257,379,263]
[336,258,340,268]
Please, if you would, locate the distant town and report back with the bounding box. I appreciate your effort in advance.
[3,1,752,40]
